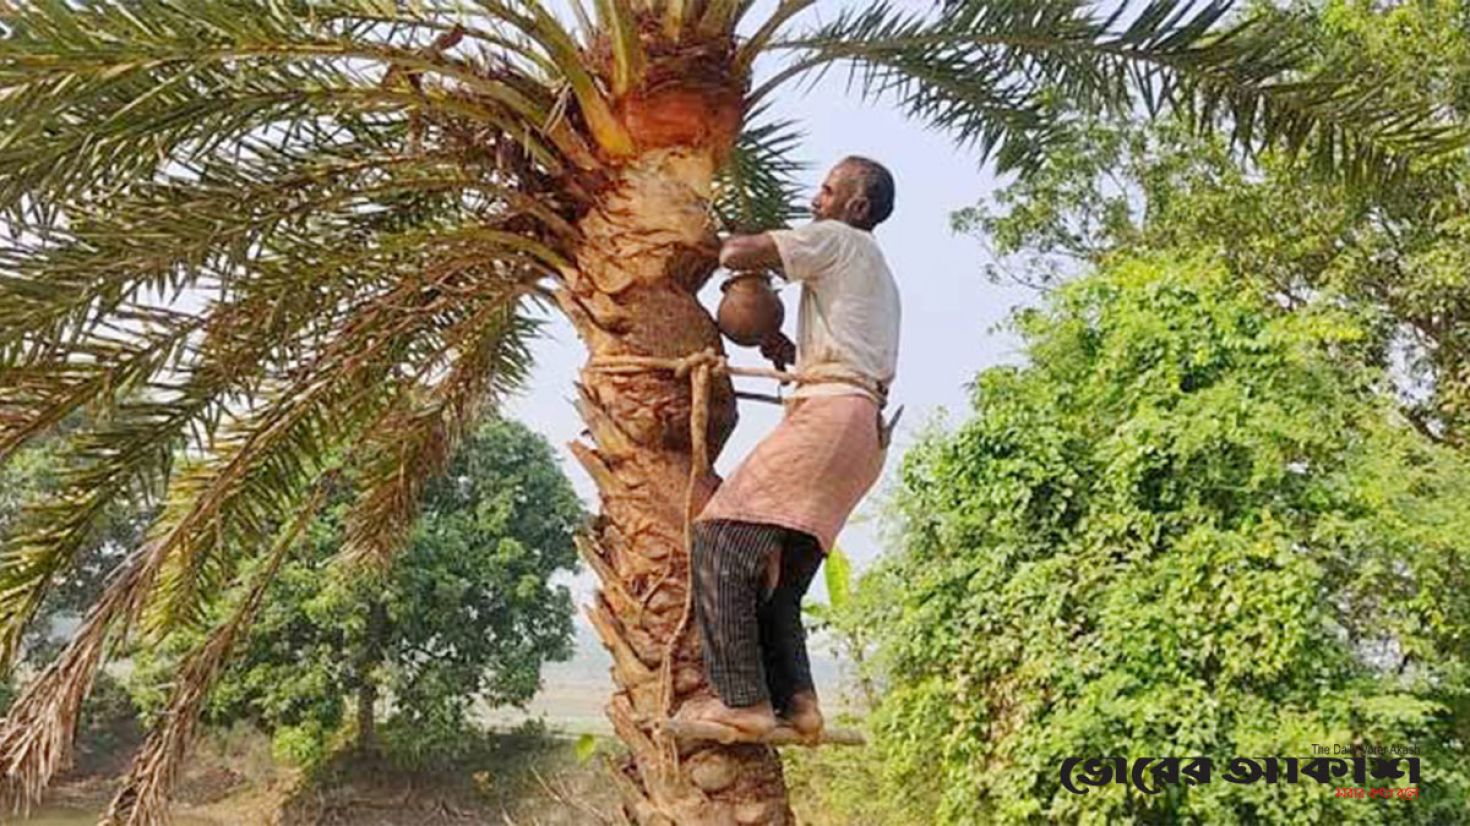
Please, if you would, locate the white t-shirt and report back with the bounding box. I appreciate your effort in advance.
[767,219,901,403]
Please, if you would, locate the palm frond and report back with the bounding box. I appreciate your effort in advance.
[338,301,539,567]
[593,0,646,96]
[0,0,581,812]
[695,0,753,38]
[100,475,332,826]
[0,544,139,813]
[0,146,491,444]
[0,0,578,226]
[137,244,551,638]
[0,137,574,365]
[710,103,809,233]
[0,176,567,659]
[0,229,419,662]
[472,0,634,155]
[0,309,204,461]
[0,127,391,352]
[0,246,542,810]
[0,404,188,668]
[732,0,814,78]
[755,0,1469,185]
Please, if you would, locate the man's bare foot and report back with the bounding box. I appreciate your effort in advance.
[672,696,778,743]
[781,691,824,743]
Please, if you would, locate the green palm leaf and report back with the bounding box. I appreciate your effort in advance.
[711,102,809,233]
[102,474,333,826]
[0,3,584,807]
[339,301,540,568]
[136,234,551,633]
[0,194,565,647]
[0,240,544,805]
[0,0,571,225]
[756,0,1468,185]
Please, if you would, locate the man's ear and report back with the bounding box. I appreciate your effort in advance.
[848,195,871,226]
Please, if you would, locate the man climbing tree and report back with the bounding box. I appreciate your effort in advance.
[676,156,900,743]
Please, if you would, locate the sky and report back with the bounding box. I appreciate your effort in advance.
[506,0,1042,608]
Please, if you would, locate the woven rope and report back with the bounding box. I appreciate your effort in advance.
[586,348,884,531]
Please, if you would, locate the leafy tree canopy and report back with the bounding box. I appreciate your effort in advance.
[954,0,1470,447]
[132,417,584,765]
[865,254,1470,823]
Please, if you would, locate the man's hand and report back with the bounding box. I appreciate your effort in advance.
[760,331,796,372]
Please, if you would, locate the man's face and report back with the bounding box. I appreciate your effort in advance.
[810,162,868,226]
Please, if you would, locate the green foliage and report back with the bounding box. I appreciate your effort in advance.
[270,720,336,771]
[711,101,811,234]
[865,254,1470,824]
[761,0,1466,183]
[822,544,852,615]
[378,709,483,770]
[786,544,918,825]
[0,417,151,660]
[784,730,911,826]
[132,417,583,764]
[954,0,1470,447]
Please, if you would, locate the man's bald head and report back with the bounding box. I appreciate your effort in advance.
[811,156,896,230]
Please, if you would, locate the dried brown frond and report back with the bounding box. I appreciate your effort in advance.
[0,550,154,814]
[100,480,331,826]
[338,293,536,568]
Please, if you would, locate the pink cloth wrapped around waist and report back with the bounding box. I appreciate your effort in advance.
[695,393,886,553]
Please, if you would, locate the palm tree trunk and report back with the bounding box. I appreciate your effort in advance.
[563,144,794,824]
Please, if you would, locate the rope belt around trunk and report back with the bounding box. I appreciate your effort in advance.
[583,348,881,760]
[586,348,888,514]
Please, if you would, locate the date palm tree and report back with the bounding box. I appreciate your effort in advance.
[0,0,1459,822]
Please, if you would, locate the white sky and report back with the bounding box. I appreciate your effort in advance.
[510,0,1041,607]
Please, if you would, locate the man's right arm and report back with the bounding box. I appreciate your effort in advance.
[721,221,843,282]
[719,232,783,272]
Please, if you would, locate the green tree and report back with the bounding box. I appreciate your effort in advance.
[867,253,1470,823]
[132,417,582,765]
[956,0,1470,447]
[1,420,152,635]
[0,422,151,773]
[0,0,1461,820]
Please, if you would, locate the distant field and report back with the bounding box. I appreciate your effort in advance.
[477,621,857,735]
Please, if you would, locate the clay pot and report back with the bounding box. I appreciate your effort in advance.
[717,272,784,347]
